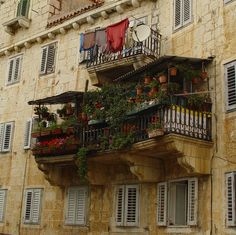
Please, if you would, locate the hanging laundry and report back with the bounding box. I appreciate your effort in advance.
[83,31,95,50]
[106,18,129,53]
[95,28,107,52]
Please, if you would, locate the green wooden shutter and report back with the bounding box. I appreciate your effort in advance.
[0,190,7,222]
[187,178,198,225]
[157,182,167,226]
[17,0,30,17]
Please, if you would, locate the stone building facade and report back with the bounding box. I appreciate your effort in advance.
[0,0,235,235]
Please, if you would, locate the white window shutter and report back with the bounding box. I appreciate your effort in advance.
[31,189,42,224]
[187,178,198,225]
[47,44,56,73]
[66,188,77,224]
[157,182,167,226]
[75,187,87,225]
[225,61,236,110]
[0,123,4,152]
[183,0,192,25]
[2,122,14,152]
[40,47,48,75]
[124,185,139,226]
[24,190,33,223]
[174,0,182,30]
[13,56,22,82]
[24,119,32,149]
[116,185,125,226]
[226,172,236,226]
[0,190,6,222]
[7,59,14,83]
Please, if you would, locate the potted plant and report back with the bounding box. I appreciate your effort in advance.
[169,66,177,76]
[148,80,160,97]
[143,72,152,85]
[136,84,143,96]
[157,72,167,84]
[147,122,164,138]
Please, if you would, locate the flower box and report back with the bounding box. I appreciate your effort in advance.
[51,128,62,135]
[31,132,41,138]
[148,129,164,138]
[40,130,51,136]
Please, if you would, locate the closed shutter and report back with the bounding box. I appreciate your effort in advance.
[24,190,33,223]
[75,187,87,225]
[116,186,125,226]
[124,185,139,226]
[225,61,236,110]
[2,122,14,152]
[24,119,32,149]
[174,0,182,30]
[66,188,77,224]
[13,56,21,82]
[157,182,167,226]
[31,189,42,223]
[183,0,191,25]
[40,47,48,75]
[187,178,198,225]
[46,44,56,73]
[0,124,4,152]
[7,59,14,83]
[17,0,30,17]
[226,172,236,226]
[0,190,6,222]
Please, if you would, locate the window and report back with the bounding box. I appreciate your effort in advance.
[226,172,236,226]
[0,189,7,223]
[65,187,88,225]
[157,178,198,226]
[17,0,30,17]
[225,61,236,111]
[23,188,43,224]
[7,55,22,85]
[224,0,234,4]
[0,122,14,153]
[40,43,57,75]
[115,185,139,226]
[23,119,32,149]
[174,0,192,30]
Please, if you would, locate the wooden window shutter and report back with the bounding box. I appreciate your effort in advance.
[24,190,33,223]
[124,185,139,226]
[8,59,14,83]
[17,0,30,17]
[13,56,21,82]
[183,0,192,25]
[2,122,14,152]
[40,47,48,75]
[75,187,87,225]
[225,61,236,110]
[24,119,32,149]
[0,124,4,152]
[187,178,198,225]
[31,189,42,223]
[66,188,77,224]
[226,172,236,226]
[46,44,56,73]
[157,182,167,226]
[0,190,6,222]
[174,0,182,30]
[116,185,125,226]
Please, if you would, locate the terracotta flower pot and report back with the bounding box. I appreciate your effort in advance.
[192,77,200,84]
[200,71,208,80]
[144,76,152,85]
[159,74,167,84]
[170,67,177,76]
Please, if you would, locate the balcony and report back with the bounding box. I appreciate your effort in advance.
[86,29,161,85]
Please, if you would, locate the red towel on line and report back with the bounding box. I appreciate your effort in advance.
[106,18,129,53]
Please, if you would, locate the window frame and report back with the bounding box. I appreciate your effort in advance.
[40,42,57,76]
[0,122,14,153]
[115,184,139,227]
[65,186,88,226]
[6,54,23,86]
[16,0,30,18]
[23,188,43,224]
[157,178,198,227]
[173,0,192,31]
[23,119,32,149]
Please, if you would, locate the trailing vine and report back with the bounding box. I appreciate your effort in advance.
[75,147,88,180]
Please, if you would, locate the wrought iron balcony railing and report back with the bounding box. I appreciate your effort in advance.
[86,29,161,68]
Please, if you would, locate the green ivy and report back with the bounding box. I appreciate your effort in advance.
[75,147,89,180]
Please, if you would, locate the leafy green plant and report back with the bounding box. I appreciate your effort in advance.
[187,94,206,110]
[148,122,162,131]
[109,132,135,150]
[75,147,89,180]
